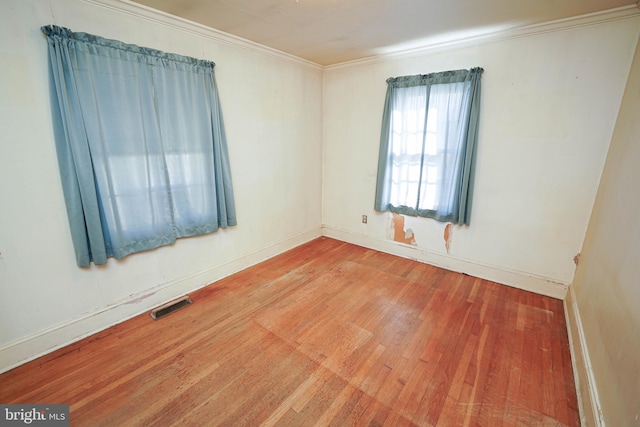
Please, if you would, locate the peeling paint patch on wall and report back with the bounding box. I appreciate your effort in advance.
[391,213,417,245]
[444,223,453,254]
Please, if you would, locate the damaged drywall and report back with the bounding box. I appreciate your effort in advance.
[444,223,453,254]
[390,213,417,245]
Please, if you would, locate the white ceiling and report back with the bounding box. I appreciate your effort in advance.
[130,0,638,65]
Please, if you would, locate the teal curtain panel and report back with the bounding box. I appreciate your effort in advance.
[374,68,483,225]
[42,25,236,267]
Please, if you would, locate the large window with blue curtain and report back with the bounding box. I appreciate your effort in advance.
[42,25,237,267]
[374,68,483,225]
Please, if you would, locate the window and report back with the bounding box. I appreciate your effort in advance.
[374,68,483,225]
[42,25,236,267]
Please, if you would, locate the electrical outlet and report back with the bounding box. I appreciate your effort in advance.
[362,215,367,224]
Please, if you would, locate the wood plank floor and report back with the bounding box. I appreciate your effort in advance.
[0,238,580,426]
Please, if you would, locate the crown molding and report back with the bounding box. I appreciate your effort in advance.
[80,0,640,71]
[81,0,323,70]
[327,4,640,70]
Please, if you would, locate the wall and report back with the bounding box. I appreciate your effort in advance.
[322,14,640,299]
[0,0,323,372]
[567,31,640,427]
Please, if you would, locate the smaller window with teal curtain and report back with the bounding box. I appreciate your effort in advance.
[41,25,237,267]
[374,68,483,225]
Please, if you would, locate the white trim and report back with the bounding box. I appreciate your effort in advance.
[564,294,589,426]
[321,226,568,299]
[81,0,323,70]
[78,1,639,72]
[0,228,322,374]
[326,5,640,70]
[564,287,606,426]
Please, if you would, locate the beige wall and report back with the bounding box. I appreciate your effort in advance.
[0,0,323,371]
[322,16,640,298]
[570,32,640,427]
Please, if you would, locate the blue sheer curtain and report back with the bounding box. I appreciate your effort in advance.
[42,25,236,267]
[374,68,483,225]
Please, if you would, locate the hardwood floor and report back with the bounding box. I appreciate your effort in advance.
[0,238,580,426]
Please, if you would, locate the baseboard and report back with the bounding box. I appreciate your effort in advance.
[321,226,568,300]
[0,228,322,374]
[564,287,605,426]
[0,226,568,374]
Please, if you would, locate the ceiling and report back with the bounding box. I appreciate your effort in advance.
[130,0,638,65]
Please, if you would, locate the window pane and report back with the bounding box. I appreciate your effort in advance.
[387,80,468,214]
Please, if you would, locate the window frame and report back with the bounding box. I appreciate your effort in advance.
[374,68,483,225]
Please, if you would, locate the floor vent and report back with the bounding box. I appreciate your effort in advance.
[150,296,192,320]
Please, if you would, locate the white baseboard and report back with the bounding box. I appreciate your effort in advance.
[321,226,568,300]
[0,228,322,374]
[564,287,605,427]
[0,226,568,374]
